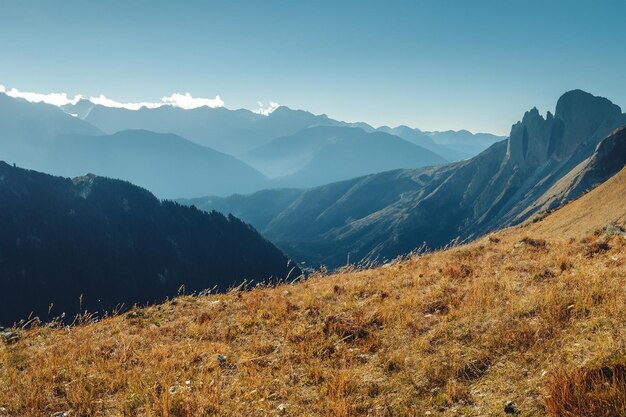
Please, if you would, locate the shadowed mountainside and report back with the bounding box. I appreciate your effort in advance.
[0,162,298,325]
[522,130,626,239]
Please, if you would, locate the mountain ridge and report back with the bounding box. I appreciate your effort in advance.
[62,97,504,161]
[187,90,626,268]
[242,126,447,185]
[40,129,268,198]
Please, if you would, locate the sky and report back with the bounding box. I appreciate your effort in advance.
[0,0,625,135]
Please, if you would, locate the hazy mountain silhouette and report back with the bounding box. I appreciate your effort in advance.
[1,94,268,198]
[38,129,268,198]
[65,99,501,161]
[65,101,342,155]
[242,126,446,185]
[426,130,504,159]
[0,162,298,325]
[0,93,102,168]
[2,94,458,198]
[379,125,505,161]
[186,90,626,268]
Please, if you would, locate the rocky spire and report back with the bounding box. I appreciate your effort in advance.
[507,90,622,170]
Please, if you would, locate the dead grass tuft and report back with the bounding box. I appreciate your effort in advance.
[545,363,626,417]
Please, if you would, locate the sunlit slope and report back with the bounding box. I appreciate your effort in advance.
[526,160,626,238]
[528,129,626,239]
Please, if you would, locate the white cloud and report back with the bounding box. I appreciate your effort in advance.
[89,92,224,111]
[161,92,224,109]
[2,86,82,106]
[253,101,280,116]
[88,94,163,110]
[0,85,5,93]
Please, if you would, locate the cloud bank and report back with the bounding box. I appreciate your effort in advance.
[1,85,281,116]
[89,92,225,110]
[253,101,280,116]
[0,85,225,111]
[161,93,224,109]
[88,95,163,110]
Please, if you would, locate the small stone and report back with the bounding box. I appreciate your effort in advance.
[277,403,287,415]
[504,400,518,414]
[51,412,70,417]
[602,224,626,237]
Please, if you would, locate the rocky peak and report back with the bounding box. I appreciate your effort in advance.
[508,107,562,170]
[507,90,622,171]
[554,90,622,158]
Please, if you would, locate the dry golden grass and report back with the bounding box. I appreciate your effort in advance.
[0,228,625,416]
[2,167,626,416]
[545,364,626,416]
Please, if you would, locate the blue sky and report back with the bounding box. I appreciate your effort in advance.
[1,0,625,135]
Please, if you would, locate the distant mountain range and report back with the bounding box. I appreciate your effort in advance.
[62,100,340,156]
[0,92,504,198]
[0,93,102,169]
[185,90,626,268]
[0,162,297,325]
[39,129,268,199]
[63,98,505,160]
[377,125,503,161]
[241,126,446,185]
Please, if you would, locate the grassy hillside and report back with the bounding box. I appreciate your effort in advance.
[524,164,626,239]
[1,171,626,416]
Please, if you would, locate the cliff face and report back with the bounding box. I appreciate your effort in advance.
[507,90,622,171]
[555,90,622,159]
